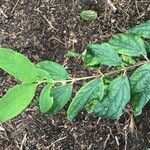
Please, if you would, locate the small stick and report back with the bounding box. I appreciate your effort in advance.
[11,0,20,14]
[103,134,110,150]
[0,125,5,131]
[106,0,117,13]
[34,9,57,31]
[0,8,8,18]
[115,136,120,146]
[43,15,57,31]
[20,133,27,150]
[48,136,67,148]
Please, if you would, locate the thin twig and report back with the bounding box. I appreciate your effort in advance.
[43,15,57,30]
[0,8,8,18]
[51,36,66,45]
[103,134,110,150]
[20,133,27,150]
[34,8,57,30]
[40,60,150,85]
[142,54,150,61]
[115,136,120,146]
[124,131,127,150]
[47,136,67,148]
[69,60,150,82]
[11,0,20,14]
[106,0,117,13]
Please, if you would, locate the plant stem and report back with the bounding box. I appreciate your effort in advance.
[69,60,150,82]
[52,60,150,84]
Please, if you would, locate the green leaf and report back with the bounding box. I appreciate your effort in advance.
[67,78,104,121]
[145,41,150,54]
[129,20,150,38]
[39,84,53,113]
[109,34,147,57]
[65,51,82,57]
[37,68,53,81]
[91,75,130,119]
[130,63,150,116]
[0,48,38,82]
[46,84,72,115]
[36,61,69,80]
[80,10,97,21]
[0,83,37,121]
[85,43,122,67]
[121,55,136,65]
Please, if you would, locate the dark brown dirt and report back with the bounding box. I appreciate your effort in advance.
[0,0,150,150]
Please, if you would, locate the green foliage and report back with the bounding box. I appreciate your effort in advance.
[129,20,150,38]
[39,84,53,113]
[109,34,147,57]
[36,61,69,80]
[130,63,150,116]
[37,68,53,81]
[85,43,121,66]
[67,78,104,121]
[0,20,150,122]
[80,10,97,21]
[0,48,38,82]
[65,51,83,57]
[121,55,136,65]
[145,41,150,54]
[0,83,37,121]
[90,75,130,119]
[46,84,72,115]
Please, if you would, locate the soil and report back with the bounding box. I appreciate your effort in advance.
[0,0,150,150]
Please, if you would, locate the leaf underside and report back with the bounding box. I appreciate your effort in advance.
[0,83,37,121]
[36,61,69,80]
[0,48,38,82]
[37,68,53,81]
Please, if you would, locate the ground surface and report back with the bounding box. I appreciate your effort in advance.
[0,0,150,150]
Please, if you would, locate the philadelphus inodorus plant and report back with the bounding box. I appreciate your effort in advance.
[0,20,150,122]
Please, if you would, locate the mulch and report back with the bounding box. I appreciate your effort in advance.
[0,0,150,149]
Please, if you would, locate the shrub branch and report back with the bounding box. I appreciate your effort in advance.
[61,60,150,83]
